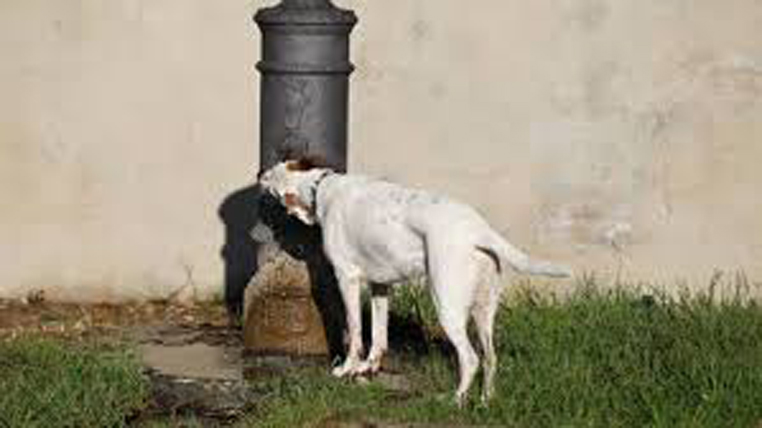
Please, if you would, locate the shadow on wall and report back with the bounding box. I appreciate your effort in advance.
[218,184,261,320]
[217,184,346,358]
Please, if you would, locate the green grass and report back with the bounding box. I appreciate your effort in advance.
[488,286,762,427]
[2,279,761,427]
[0,338,148,428]
[246,281,762,427]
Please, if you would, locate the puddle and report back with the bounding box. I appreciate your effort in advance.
[139,342,242,381]
[131,321,430,425]
[130,324,259,423]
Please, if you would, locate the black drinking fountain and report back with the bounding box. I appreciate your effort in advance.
[242,0,357,364]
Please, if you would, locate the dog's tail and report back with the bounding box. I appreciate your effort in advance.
[479,230,571,278]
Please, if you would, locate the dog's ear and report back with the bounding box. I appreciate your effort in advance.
[285,155,327,172]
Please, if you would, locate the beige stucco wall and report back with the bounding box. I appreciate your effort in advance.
[2,0,761,301]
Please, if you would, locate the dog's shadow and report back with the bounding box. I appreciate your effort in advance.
[218,184,260,321]
[218,183,345,358]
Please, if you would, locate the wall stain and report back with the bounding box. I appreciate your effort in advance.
[566,0,610,33]
[410,18,430,43]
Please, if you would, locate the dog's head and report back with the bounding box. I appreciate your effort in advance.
[258,158,331,225]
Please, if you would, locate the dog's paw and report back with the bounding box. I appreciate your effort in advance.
[479,387,495,407]
[355,359,381,376]
[331,359,360,378]
[331,364,351,378]
[455,391,469,409]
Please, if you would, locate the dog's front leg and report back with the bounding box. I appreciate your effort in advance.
[331,271,364,377]
[357,283,389,375]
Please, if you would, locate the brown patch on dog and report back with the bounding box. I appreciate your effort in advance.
[285,156,326,172]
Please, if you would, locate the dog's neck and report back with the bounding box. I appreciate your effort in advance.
[287,167,337,225]
[309,169,334,218]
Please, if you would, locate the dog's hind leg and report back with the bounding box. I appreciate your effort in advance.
[426,238,480,406]
[440,307,478,407]
[471,252,501,404]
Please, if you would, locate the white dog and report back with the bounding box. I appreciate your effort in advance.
[259,159,570,405]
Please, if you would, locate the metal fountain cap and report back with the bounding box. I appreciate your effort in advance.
[255,0,357,27]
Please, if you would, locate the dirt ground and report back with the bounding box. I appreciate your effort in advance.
[0,296,232,340]
[0,297,444,427]
[0,297,254,424]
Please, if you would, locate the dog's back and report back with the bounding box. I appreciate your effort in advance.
[320,173,570,280]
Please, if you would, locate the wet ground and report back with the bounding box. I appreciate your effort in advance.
[0,297,259,424]
[0,298,433,427]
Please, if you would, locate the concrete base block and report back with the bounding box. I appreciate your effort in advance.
[243,249,330,356]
